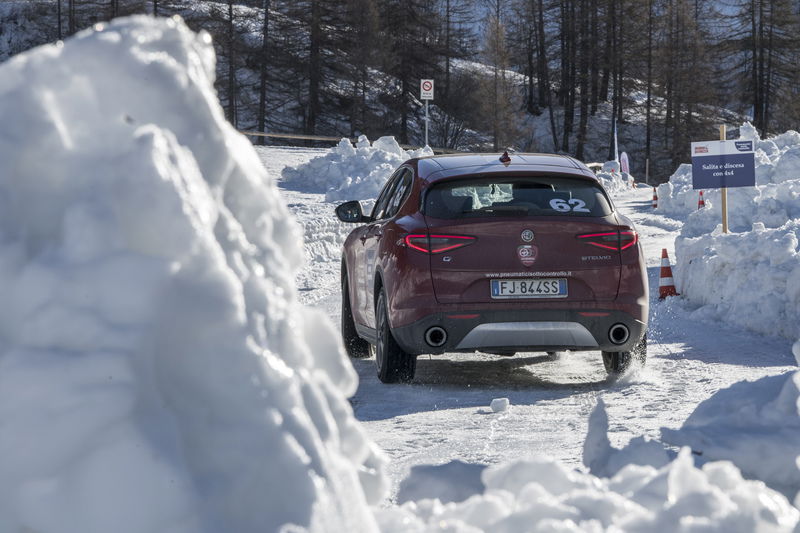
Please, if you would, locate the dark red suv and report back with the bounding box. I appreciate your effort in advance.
[336,153,648,383]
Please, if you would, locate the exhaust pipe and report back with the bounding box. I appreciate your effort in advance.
[425,326,447,347]
[609,324,630,345]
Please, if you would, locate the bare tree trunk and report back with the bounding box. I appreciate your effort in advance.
[645,0,653,179]
[562,0,576,152]
[537,0,559,151]
[615,0,624,122]
[526,23,536,113]
[306,0,321,134]
[576,0,590,160]
[227,0,237,126]
[751,0,760,131]
[153,0,158,16]
[764,0,774,133]
[68,0,75,35]
[535,0,547,107]
[57,0,62,39]
[444,0,451,100]
[589,0,598,114]
[257,0,271,145]
[599,0,612,102]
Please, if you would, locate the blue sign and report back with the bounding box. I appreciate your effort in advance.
[691,140,755,189]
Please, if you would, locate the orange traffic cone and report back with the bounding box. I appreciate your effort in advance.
[659,248,679,299]
[652,187,658,209]
[698,190,705,209]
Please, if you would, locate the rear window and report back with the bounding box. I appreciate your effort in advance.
[423,176,612,219]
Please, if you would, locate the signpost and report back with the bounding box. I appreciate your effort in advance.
[690,125,755,233]
[420,79,434,148]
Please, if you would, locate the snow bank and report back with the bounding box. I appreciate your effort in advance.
[674,220,800,339]
[282,135,432,202]
[662,367,800,496]
[379,402,799,532]
[0,15,385,533]
[595,161,635,195]
[659,124,800,340]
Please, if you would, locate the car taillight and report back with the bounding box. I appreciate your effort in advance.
[404,234,476,254]
[576,230,638,251]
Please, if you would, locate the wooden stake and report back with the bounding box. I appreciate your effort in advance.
[720,125,728,234]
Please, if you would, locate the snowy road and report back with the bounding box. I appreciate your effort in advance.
[260,146,797,501]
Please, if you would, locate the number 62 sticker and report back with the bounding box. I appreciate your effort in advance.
[550,198,590,213]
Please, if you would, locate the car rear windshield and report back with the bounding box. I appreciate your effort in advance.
[423,176,613,219]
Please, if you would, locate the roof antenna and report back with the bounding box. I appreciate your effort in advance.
[499,151,511,166]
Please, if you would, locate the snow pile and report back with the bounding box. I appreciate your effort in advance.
[396,460,486,505]
[662,342,800,496]
[282,135,432,202]
[380,447,798,531]
[591,160,635,196]
[0,16,385,533]
[662,124,800,340]
[674,220,800,339]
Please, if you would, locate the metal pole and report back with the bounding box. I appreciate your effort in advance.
[645,158,650,186]
[720,124,728,234]
[424,100,428,147]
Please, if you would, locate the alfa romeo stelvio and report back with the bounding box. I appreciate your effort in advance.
[336,153,648,383]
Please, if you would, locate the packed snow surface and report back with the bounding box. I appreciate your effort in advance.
[656,123,800,341]
[282,135,432,202]
[0,16,385,533]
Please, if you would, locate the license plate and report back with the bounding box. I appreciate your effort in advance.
[490,278,567,299]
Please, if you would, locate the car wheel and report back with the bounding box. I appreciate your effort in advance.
[341,272,370,358]
[602,334,647,375]
[374,289,416,383]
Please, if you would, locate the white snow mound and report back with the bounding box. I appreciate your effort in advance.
[282,135,432,202]
[0,16,385,533]
[379,448,799,532]
[595,161,636,195]
[662,368,800,495]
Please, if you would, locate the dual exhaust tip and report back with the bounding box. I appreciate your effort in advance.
[426,323,629,348]
[425,326,447,347]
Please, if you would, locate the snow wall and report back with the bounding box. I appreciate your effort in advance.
[657,123,800,340]
[281,136,432,202]
[0,16,385,533]
[283,137,631,205]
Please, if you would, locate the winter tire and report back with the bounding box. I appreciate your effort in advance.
[341,269,370,358]
[374,289,416,383]
[602,333,647,375]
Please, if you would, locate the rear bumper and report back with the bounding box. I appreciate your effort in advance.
[391,308,646,355]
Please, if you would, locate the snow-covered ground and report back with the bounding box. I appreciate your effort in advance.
[3,14,799,532]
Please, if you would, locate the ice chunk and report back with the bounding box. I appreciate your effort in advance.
[490,397,510,413]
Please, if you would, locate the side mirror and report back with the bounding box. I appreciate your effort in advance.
[336,200,369,223]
